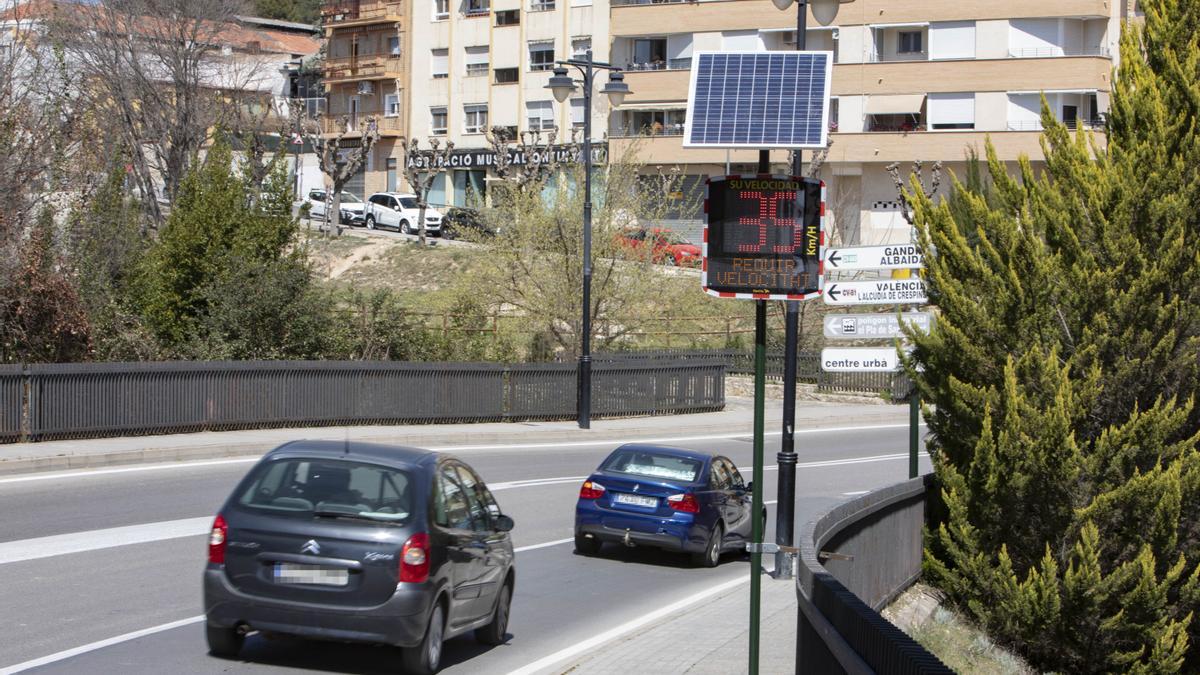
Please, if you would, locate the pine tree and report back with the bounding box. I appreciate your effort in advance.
[911,0,1200,669]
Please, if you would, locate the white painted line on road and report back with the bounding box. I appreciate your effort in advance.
[0,422,927,485]
[514,537,574,553]
[842,490,870,496]
[0,534,581,672]
[0,615,205,675]
[508,575,752,675]
[490,476,587,491]
[0,518,211,565]
[764,500,777,505]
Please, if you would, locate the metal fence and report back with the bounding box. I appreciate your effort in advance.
[6,359,724,442]
[795,474,951,674]
[0,365,23,442]
[590,349,910,398]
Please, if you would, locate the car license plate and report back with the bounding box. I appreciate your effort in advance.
[273,563,349,586]
[613,493,658,508]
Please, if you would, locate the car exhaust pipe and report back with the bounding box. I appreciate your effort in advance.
[622,529,635,548]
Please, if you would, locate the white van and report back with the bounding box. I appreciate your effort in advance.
[364,193,444,234]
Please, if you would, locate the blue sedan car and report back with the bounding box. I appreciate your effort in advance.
[574,444,757,567]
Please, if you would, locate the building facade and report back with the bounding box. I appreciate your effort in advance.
[325,0,1136,241]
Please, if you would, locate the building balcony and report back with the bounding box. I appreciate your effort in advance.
[323,54,405,83]
[611,0,1110,36]
[322,1,403,27]
[321,115,406,137]
[609,129,1106,166]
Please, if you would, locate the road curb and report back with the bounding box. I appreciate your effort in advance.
[0,407,911,477]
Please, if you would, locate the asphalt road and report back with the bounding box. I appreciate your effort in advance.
[0,425,929,674]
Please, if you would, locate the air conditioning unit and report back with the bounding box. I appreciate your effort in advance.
[357,81,376,95]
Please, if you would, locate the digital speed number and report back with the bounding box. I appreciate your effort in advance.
[703,176,823,299]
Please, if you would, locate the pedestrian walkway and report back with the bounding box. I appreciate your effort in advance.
[561,567,798,674]
[0,396,909,475]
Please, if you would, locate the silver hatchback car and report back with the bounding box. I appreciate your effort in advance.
[203,441,515,674]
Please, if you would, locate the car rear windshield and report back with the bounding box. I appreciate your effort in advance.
[236,458,413,524]
[601,450,703,482]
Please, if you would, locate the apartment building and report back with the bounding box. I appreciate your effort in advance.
[321,0,409,196]
[608,0,1126,244]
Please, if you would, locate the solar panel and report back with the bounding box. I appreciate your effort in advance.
[683,51,833,149]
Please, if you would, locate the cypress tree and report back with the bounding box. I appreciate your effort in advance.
[910,0,1200,669]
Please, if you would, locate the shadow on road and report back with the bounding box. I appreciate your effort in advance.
[576,543,751,569]
[224,630,510,674]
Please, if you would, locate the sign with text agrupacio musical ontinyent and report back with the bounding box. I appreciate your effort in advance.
[702,175,824,300]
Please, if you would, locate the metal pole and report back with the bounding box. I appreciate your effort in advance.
[748,148,771,675]
[909,390,920,478]
[775,0,807,580]
[577,52,594,430]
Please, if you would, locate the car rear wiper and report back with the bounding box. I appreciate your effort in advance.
[312,509,391,523]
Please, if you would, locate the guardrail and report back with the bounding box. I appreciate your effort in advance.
[3,359,724,442]
[796,474,952,673]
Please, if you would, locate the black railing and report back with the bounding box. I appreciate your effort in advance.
[796,475,953,674]
[5,359,724,442]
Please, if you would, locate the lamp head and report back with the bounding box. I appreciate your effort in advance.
[812,0,852,26]
[771,0,793,10]
[546,66,575,103]
[600,70,630,107]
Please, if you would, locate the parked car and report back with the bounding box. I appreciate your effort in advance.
[442,207,498,240]
[306,189,365,226]
[574,443,761,567]
[203,440,515,674]
[616,228,701,267]
[364,192,445,234]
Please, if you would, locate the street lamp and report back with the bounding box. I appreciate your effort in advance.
[769,0,852,584]
[547,50,631,430]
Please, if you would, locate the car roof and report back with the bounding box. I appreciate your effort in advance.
[371,192,416,198]
[265,439,439,470]
[609,442,716,462]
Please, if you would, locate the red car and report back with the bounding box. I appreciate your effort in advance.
[617,228,701,267]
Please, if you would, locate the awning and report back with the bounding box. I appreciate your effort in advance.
[1008,88,1098,95]
[865,94,925,115]
[616,102,688,112]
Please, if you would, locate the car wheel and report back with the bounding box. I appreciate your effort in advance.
[365,215,376,230]
[665,255,677,266]
[401,219,413,235]
[475,582,512,646]
[693,523,723,568]
[205,623,243,658]
[402,602,445,675]
[574,533,601,556]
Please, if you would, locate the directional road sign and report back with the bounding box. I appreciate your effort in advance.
[821,347,903,372]
[823,279,927,306]
[824,244,923,271]
[823,312,934,339]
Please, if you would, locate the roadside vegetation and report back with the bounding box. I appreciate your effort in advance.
[908,0,1200,670]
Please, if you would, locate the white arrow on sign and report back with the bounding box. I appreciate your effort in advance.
[821,347,904,373]
[823,312,934,339]
[823,279,928,306]
[824,244,923,271]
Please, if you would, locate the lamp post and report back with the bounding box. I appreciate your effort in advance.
[547,50,630,430]
[768,0,852,583]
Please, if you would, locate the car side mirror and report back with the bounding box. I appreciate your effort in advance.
[494,514,515,532]
[744,482,753,493]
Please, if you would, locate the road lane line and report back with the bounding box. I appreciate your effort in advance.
[0,615,205,675]
[0,518,211,565]
[0,423,926,485]
[507,575,752,675]
[0,535,581,673]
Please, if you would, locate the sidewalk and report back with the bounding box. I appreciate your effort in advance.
[0,397,909,476]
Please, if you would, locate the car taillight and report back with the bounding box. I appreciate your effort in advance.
[399,533,430,583]
[667,493,700,513]
[208,514,227,564]
[579,480,606,500]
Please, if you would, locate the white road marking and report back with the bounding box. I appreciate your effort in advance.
[0,535,583,673]
[0,615,205,675]
[508,575,752,675]
[842,490,870,496]
[0,422,925,485]
[0,518,212,565]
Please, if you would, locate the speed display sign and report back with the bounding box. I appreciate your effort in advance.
[702,175,824,300]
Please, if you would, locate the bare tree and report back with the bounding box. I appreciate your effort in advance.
[52,0,267,228]
[399,137,454,246]
[485,125,579,192]
[885,160,943,227]
[297,111,380,238]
